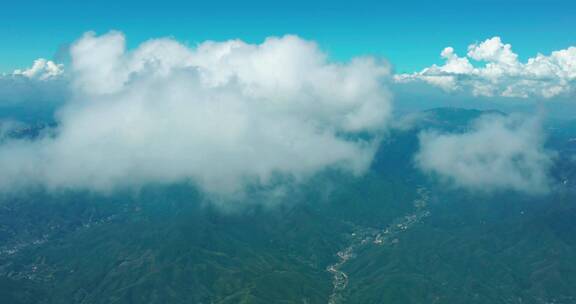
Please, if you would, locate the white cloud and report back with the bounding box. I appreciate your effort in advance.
[396,37,576,99]
[0,31,393,196]
[415,114,554,194]
[11,58,64,80]
[0,61,66,115]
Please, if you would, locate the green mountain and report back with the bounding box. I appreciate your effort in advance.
[1,108,575,304]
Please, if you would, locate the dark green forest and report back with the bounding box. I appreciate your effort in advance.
[1,108,575,304]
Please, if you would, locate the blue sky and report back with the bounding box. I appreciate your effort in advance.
[1,0,575,73]
[0,0,573,193]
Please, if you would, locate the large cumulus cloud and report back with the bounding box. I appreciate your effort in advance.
[415,114,554,194]
[396,37,576,99]
[0,31,393,195]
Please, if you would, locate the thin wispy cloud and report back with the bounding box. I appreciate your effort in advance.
[415,113,554,194]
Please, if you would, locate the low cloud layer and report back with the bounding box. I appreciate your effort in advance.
[0,31,393,195]
[0,58,63,104]
[0,63,66,122]
[11,58,64,80]
[415,114,554,194]
[396,37,576,99]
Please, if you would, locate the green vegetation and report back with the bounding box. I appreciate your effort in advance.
[1,108,575,303]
